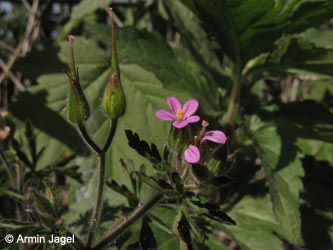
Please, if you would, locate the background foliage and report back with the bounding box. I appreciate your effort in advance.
[1,0,333,249]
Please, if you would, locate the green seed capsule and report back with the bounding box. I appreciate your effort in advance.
[102,8,126,119]
[67,76,90,124]
[66,36,90,124]
[102,72,126,118]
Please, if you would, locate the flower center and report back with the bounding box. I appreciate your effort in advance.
[175,109,185,120]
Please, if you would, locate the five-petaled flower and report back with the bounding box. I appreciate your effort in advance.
[155,96,200,128]
[184,121,227,164]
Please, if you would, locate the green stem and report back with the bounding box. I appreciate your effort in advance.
[102,119,118,152]
[221,76,242,126]
[91,192,164,250]
[78,124,102,153]
[86,152,106,249]
[84,120,118,249]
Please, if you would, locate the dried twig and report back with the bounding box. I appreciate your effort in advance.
[0,41,15,53]
[0,43,23,84]
[0,0,42,84]
[21,0,39,55]
[0,59,25,91]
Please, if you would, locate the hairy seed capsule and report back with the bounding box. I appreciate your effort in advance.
[66,36,90,124]
[102,8,126,118]
[67,75,90,124]
[102,72,126,118]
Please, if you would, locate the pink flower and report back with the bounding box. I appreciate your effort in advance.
[201,130,227,144]
[184,123,227,164]
[184,144,200,163]
[155,96,200,128]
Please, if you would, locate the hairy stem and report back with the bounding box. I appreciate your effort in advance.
[102,119,118,152]
[78,124,102,153]
[86,153,106,248]
[92,192,164,250]
[84,120,118,249]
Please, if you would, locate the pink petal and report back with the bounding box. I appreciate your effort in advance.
[155,109,174,121]
[184,145,200,163]
[172,120,189,128]
[167,96,181,115]
[183,99,199,117]
[201,130,227,144]
[186,115,200,123]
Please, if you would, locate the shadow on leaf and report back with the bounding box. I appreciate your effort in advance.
[10,91,89,155]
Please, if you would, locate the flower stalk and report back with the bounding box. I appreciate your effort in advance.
[84,119,118,249]
[65,10,124,250]
[221,73,242,126]
[86,152,106,248]
[85,8,123,249]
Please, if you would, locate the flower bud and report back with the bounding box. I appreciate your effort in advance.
[102,8,126,118]
[66,36,90,124]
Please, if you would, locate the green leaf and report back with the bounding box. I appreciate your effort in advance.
[174,210,197,250]
[274,101,333,142]
[125,130,162,165]
[164,0,231,91]
[15,47,66,81]
[134,172,161,191]
[305,80,333,101]
[199,233,228,250]
[54,165,83,183]
[181,0,333,68]
[189,200,236,225]
[147,214,172,235]
[124,205,179,249]
[296,138,333,164]
[182,208,204,243]
[12,138,33,169]
[0,188,27,201]
[301,28,333,50]
[25,120,37,167]
[301,158,333,249]
[33,192,56,218]
[58,0,112,41]
[171,172,184,194]
[55,153,76,167]
[246,34,333,78]
[139,217,157,250]
[218,196,284,250]
[134,172,178,197]
[106,180,139,208]
[250,118,304,245]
